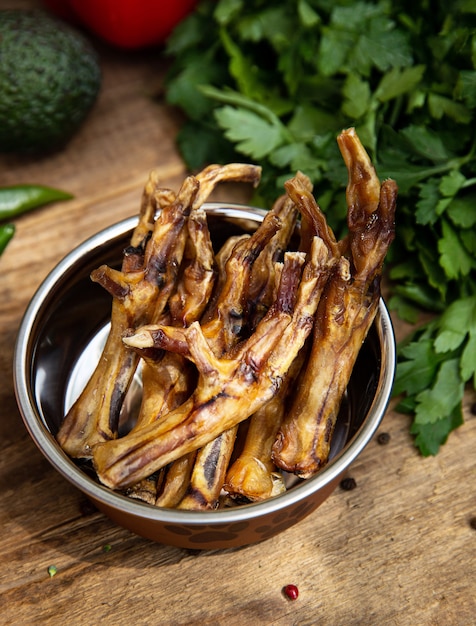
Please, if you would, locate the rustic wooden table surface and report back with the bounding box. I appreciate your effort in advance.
[1,2,475,624]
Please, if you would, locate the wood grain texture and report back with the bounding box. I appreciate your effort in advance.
[1,2,475,624]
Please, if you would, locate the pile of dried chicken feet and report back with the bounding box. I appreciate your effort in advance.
[57,128,397,509]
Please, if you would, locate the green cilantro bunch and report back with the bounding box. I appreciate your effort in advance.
[165,0,476,454]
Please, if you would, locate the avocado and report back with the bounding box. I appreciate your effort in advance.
[0,10,101,154]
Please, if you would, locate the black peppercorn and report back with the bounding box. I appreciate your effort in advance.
[377,432,391,445]
[340,477,357,491]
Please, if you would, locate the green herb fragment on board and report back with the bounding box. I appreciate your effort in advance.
[164,0,476,455]
[48,565,58,578]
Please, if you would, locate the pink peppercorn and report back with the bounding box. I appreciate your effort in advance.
[283,584,299,600]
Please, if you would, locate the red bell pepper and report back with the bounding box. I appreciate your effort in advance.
[42,0,199,49]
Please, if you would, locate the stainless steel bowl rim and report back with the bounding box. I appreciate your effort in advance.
[14,203,396,526]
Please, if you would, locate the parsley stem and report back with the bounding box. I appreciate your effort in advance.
[199,85,294,142]
[407,154,475,185]
[388,95,404,128]
[462,177,476,189]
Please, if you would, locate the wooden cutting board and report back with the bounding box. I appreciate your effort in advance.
[1,2,475,623]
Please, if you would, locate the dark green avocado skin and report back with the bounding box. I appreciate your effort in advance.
[0,9,101,154]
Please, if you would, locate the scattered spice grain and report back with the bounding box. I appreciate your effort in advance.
[377,432,391,445]
[283,584,299,600]
[340,477,357,491]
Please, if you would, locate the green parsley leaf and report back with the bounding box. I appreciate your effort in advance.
[298,0,320,28]
[214,106,285,159]
[415,179,440,225]
[410,404,464,456]
[428,93,472,124]
[342,74,371,119]
[435,296,476,352]
[439,170,466,197]
[447,193,476,228]
[393,337,441,397]
[438,219,475,278]
[414,358,464,425]
[400,125,451,163]
[375,65,426,103]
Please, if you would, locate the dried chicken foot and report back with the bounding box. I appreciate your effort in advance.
[168,207,217,327]
[127,169,258,502]
[221,171,342,498]
[132,206,216,432]
[57,164,260,459]
[224,345,306,502]
[272,131,397,478]
[129,169,176,250]
[57,172,175,462]
[143,163,261,324]
[125,208,215,503]
[200,234,249,324]
[272,257,377,477]
[173,211,283,510]
[246,190,300,329]
[285,172,341,259]
[336,127,383,265]
[224,390,290,502]
[337,128,395,282]
[135,164,261,430]
[201,210,281,350]
[155,451,197,508]
[177,428,237,510]
[93,237,331,489]
[123,350,196,503]
[193,162,261,208]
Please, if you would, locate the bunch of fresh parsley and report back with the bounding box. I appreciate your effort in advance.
[164,0,476,455]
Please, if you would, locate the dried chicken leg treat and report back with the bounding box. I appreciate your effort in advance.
[272,129,397,478]
[57,163,261,458]
[222,174,322,502]
[124,204,217,503]
[140,208,283,509]
[223,347,305,502]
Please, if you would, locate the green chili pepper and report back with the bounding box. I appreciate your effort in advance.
[0,223,15,255]
[0,184,73,221]
[0,184,73,257]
